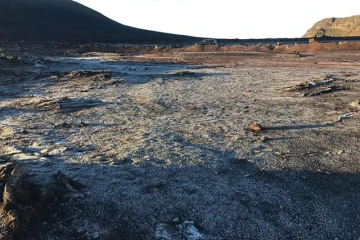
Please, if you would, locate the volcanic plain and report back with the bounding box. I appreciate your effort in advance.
[0,41,360,240]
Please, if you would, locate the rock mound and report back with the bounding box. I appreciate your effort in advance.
[303,15,360,37]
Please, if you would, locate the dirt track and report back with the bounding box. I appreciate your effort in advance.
[1,44,360,239]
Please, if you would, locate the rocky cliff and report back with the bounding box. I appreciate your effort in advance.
[303,15,360,38]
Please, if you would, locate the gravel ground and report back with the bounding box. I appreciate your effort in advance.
[1,49,360,239]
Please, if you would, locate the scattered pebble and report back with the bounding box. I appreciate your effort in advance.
[48,149,62,157]
[259,136,268,141]
[20,129,29,134]
[40,149,49,154]
[337,150,344,155]
[250,122,262,131]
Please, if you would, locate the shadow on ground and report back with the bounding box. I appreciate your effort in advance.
[15,152,360,240]
[264,123,331,131]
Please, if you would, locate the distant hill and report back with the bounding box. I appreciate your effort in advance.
[303,15,360,38]
[0,0,196,42]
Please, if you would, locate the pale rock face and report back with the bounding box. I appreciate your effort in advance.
[303,15,360,37]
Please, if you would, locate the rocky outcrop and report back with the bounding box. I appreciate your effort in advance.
[0,162,33,240]
[303,15,360,37]
[0,159,86,240]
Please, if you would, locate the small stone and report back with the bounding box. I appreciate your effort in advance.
[92,232,100,239]
[57,122,71,128]
[48,149,62,157]
[40,149,49,154]
[69,193,85,199]
[259,136,268,141]
[20,129,29,134]
[336,116,343,122]
[348,100,360,110]
[337,150,344,155]
[274,151,282,156]
[250,122,262,131]
[172,217,180,223]
[97,156,108,162]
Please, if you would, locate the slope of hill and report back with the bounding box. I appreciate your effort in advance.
[303,15,360,38]
[0,0,196,42]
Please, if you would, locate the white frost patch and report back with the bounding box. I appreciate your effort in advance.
[155,220,222,240]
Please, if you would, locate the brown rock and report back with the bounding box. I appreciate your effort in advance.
[309,38,318,44]
[5,209,19,230]
[250,122,262,131]
[348,100,360,110]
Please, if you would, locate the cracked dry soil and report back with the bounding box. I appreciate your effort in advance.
[0,47,360,240]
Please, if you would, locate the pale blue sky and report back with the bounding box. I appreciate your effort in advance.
[74,0,360,39]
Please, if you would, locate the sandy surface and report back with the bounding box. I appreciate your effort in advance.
[1,46,360,239]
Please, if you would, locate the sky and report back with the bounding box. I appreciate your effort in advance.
[74,0,360,39]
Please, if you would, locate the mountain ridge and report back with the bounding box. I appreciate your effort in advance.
[0,0,197,42]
